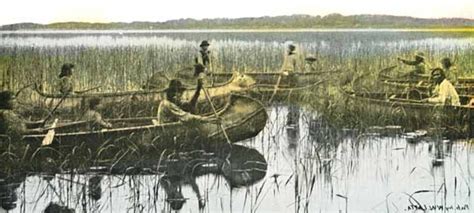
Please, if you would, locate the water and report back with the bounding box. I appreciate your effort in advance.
[1,106,472,212]
[0,30,473,212]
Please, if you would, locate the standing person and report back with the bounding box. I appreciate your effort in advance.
[58,63,75,94]
[422,68,460,106]
[0,91,44,139]
[83,98,112,131]
[440,57,458,84]
[304,55,317,72]
[195,40,212,69]
[280,43,301,87]
[397,52,428,76]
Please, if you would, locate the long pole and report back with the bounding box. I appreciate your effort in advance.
[202,87,232,145]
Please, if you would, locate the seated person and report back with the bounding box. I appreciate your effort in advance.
[0,91,44,138]
[304,55,317,72]
[58,63,75,94]
[83,98,112,131]
[422,68,460,106]
[156,79,217,124]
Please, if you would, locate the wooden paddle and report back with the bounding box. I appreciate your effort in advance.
[202,87,232,144]
[42,118,58,146]
[268,73,284,103]
[43,93,69,125]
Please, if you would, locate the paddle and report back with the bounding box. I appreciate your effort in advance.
[42,118,58,146]
[268,72,284,103]
[42,92,69,125]
[389,97,423,103]
[202,87,232,145]
[74,86,101,94]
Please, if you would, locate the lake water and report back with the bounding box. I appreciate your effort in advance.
[0,30,473,212]
[1,106,473,212]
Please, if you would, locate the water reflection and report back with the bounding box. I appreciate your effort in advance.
[0,105,473,212]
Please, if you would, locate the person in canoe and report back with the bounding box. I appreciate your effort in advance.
[280,43,302,87]
[57,63,99,94]
[156,78,218,124]
[422,68,460,106]
[304,54,317,72]
[83,98,112,131]
[58,63,75,94]
[440,57,458,84]
[195,40,212,69]
[0,91,44,139]
[397,52,428,76]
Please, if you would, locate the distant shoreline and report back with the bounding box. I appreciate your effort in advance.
[1,28,473,34]
[2,14,473,31]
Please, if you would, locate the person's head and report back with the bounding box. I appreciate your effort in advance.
[305,55,317,64]
[88,97,102,110]
[165,79,187,104]
[431,67,446,84]
[288,44,296,53]
[199,40,210,51]
[59,63,75,78]
[193,64,206,77]
[415,52,425,62]
[440,57,453,70]
[0,91,16,110]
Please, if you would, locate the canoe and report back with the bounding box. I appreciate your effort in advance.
[339,88,474,139]
[29,73,257,118]
[379,79,474,95]
[378,66,474,84]
[248,79,324,103]
[210,70,338,86]
[16,94,268,148]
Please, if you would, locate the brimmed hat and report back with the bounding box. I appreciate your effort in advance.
[165,79,187,93]
[305,55,317,62]
[199,40,210,47]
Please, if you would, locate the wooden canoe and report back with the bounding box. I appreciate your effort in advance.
[29,73,257,118]
[339,88,474,139]
[17,94,268,148]
[210,70,338,86]
[379,79,474,95]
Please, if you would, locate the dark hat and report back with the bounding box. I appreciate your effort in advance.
[305,55,317,62]
[199,40,210,47]
[165,79,187,93]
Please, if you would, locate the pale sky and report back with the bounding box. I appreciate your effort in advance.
[1,0,473,26]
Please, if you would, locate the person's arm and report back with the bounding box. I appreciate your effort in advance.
[398,58,419,66]
[427,82,448,104]
[93,111,112,128]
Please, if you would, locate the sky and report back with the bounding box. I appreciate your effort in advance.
[1,0,473,26]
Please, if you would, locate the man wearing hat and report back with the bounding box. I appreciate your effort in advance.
[304,54,317,72]
[156,78,217,124]
[0,91,44,139]
[195,40,211,67]
[422,68,460,106]
[280,43,301,87]
[397,52,428,76]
